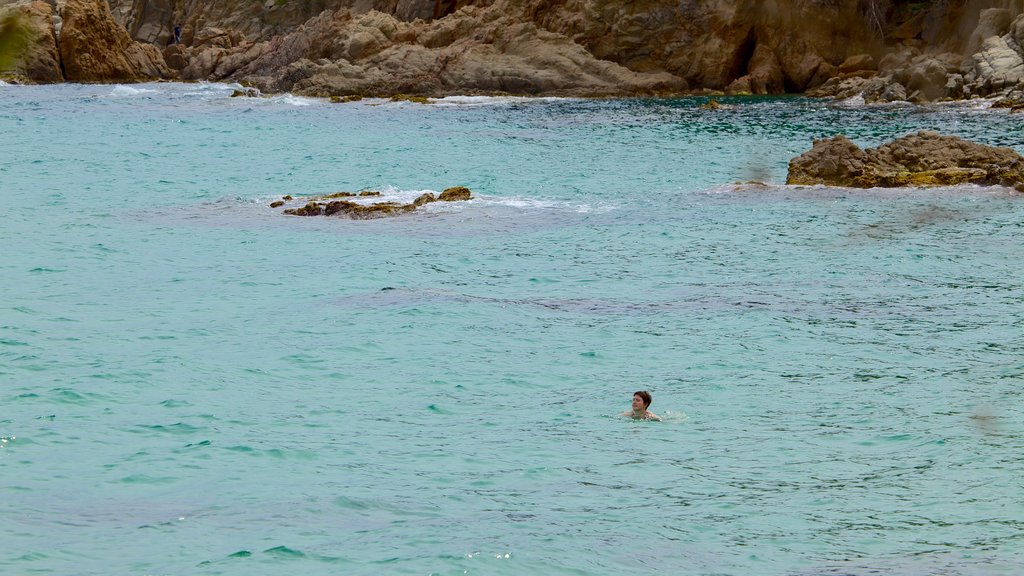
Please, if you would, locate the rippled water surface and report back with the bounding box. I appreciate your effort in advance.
[2,83,1023,575]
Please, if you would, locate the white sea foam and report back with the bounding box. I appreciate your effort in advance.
[430,95,570,108]
[935,98,995,111]
[260,186,615,216]
[267,94,319,107]
[478,195,615,214]
[108,84,159,97]
[835,94,865,107]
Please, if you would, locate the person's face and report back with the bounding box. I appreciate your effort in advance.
[632,394,645,411]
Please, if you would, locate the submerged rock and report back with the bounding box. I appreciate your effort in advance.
[787,131,1024,190]
[283,201,324,216]
[321,200,416,219]
[330,95,363,103]
[390,94,431,104]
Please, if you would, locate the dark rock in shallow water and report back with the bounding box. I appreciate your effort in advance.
[280,187,473,218]
[269,200,284,208]
[413,192,436,206]
[322,200,416,219]
[438,186,472,201]
[786,131,1024,190]
[284,201,324,216]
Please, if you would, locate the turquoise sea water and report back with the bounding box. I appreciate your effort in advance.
[2,82,1023,575]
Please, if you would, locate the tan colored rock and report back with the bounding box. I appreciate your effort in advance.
[59,0,172,82]
[2,1,62,82]
[744,44,784,94]
[964,8,1014,57]
[787,131,1024,190]
[838,53,876,74]
[413,192,436,205]
[190,4,686,97]
[900,53,960,101]
[52,0,1024,99]
[438,186,471,201]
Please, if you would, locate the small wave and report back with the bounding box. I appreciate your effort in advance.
[108,84,158,98]
[430,95,569,108]
[480,195,616,214]
[934,98,995,111]
[660,410,688,422]
[178,81,242,97]
[266,94,319,107]
[834,94,865,107]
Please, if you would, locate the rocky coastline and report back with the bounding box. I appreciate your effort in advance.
[2,0,1024,105]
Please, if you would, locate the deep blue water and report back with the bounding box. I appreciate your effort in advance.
[2,82,1023,575]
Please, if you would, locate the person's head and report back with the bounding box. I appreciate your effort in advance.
[632,390,652,411]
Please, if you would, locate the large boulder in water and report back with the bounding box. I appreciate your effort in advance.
[787,131,1024,190]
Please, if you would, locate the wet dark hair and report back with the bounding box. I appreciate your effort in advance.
[633,390,652,408]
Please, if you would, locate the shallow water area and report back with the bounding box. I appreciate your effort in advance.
[2,82,1023,575]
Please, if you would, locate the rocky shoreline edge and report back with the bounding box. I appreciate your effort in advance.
[5,1,1024,106]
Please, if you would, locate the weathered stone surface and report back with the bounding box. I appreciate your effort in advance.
[837,53,876,74]
[58,0,172,82]
[11,0,1024,101]
[438,186,471,201]
[964,34,1024,95]
[899,53,961,101]
[787,132,1024,190]
[1,2,62,82]
[98,0,918,97]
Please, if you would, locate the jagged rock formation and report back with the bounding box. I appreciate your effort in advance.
[59,0,171,81]
[787,131,1024,190]
[4,0,1024,102]
[810,5,1024,102]
[1,0,172,82]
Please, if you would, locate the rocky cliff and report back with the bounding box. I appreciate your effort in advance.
[2,0,170,82]
[3,0,1024,102]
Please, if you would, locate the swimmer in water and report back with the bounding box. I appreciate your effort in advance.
[622,390,660,421]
